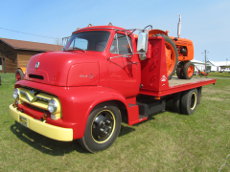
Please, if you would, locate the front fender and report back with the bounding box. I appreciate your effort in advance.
[66,86,127,138]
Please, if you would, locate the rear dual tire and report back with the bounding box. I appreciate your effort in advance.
[166,89,199,115]
[181,89,198,114]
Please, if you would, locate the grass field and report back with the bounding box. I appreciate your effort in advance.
[208,72,230,78]
[0,73,229,172]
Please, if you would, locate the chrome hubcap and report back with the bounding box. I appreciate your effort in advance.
[92,110,115,143]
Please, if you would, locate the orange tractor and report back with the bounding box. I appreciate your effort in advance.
[148,30,194,79]
[148,16,195,79]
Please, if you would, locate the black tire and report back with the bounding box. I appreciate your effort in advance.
[15,68,24,81]
[183,61,194,79]
[176,61,185,79]
[181,89,198,114]
[166,93,181,113]
[197,87,202,104]
[79,104,121,153]
[156,34,178,79]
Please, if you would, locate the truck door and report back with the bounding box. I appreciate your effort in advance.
[107,33,140,97]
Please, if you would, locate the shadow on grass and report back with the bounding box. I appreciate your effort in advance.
[133,115,157,126]
[10,123,135,155]
[119,124,135,137]
[10,122,89,155]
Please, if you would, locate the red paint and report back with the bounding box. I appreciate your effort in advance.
[14,25,216,140]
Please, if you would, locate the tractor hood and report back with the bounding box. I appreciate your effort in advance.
[25,51,100,86]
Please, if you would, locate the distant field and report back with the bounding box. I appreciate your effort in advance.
[208,72,230,78]
[0,73,229,172]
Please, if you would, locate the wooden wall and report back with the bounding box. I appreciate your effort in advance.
[0,50,41,73]
[0,40,43,73]
[4,57,17,73]
[17,50,40,68]
[0,52,17,73]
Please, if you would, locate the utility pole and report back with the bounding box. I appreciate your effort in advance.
[226,58,228,66]
[204,50,207,72]
[202,50,208,72]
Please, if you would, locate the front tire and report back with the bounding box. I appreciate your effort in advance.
[183,61,194,79]
[79,104,121,153]
[176,61,194,79]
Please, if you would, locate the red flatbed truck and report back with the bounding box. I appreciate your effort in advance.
[9,25,216,152]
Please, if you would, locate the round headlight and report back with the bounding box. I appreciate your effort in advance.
[13,89,19,99]
[48,99,58,113]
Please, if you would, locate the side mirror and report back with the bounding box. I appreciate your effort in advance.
[137,31,148,60]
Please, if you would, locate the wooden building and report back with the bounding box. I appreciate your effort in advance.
[0,38,63,73]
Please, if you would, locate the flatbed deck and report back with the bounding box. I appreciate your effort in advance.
[140,77,216,97]
[169,76,212,86]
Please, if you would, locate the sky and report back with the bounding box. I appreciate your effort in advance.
[1,0,230,62]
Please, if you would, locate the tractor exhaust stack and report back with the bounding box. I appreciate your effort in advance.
[177,14,182,38]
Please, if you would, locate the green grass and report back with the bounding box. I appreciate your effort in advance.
[0,73,230,172]
[208,72,230,78]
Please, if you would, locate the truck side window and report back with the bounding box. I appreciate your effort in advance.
[110,34,132,55]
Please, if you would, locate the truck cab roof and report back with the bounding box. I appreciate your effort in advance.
[73,25,126,34]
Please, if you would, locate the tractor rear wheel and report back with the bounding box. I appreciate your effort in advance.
[156,34,178,79]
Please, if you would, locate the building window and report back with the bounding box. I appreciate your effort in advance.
[0,57,2,71]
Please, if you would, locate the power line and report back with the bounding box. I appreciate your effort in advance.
[0,26,59,40]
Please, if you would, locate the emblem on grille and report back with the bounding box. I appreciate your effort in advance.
[20,89,37,102]
[35,62,40,69]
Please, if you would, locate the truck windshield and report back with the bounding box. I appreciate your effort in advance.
[64,31,110,52]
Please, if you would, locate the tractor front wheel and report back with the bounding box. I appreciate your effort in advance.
[183,61,195,79]
[176,61,194,79]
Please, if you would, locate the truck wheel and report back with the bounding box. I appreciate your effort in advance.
[166,93,181,113]
[183,61,194,79]
[15,68,24,81]
[181,89,198,114]
[156,34,178,79]
[197,87,202,104]
[79,104,121,153]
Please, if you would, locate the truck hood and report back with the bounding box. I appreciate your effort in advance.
[25,51,100,86]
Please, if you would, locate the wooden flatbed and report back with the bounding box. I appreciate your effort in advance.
[169,77,213,86]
